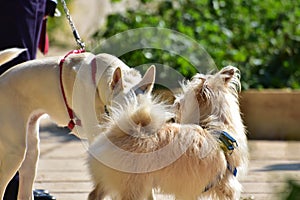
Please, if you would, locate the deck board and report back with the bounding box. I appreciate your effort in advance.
[35,122,300,200]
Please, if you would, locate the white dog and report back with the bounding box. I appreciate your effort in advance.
[174,66,248,199]
[87,90,226,200]
[0,48,155,200]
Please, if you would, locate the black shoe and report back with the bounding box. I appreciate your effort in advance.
[3,172,55,200]
[33,189,56,200]
[34,189,49,194]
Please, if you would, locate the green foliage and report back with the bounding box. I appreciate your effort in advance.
[92,0,300,89]
[283,180,300,200]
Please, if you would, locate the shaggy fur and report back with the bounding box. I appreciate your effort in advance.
[87,84,242,200]
[0,48,155,200]
[88,66,248,200]
[174,66,249,199]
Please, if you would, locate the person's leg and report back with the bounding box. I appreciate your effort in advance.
[1,0,29,196]
[0,0,46,72]
[0,0,29,73]
[1,1,55,199]
[3,173,19,200]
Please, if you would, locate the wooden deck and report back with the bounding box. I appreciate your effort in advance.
[35,120,300,200]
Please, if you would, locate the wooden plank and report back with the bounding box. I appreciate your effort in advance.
[248,160,300,171]
[242,182,286,194]
[36,171,90,182]
[241,193,278,200]
[40,142,87,159]
[34,182,91,193]
[46,193,89,200]
[240,91,300,140]
[240,171,300,182]
[37,159,87,172]
[248,140,300,160]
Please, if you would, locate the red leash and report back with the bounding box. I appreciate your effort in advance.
[59,49,85,130]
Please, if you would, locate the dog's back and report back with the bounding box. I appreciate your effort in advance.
[88,93,229,199]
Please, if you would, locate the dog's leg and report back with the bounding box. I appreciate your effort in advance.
[0,152,25,200]
[147,190,156,200]
[88,184,106,200]
[18,114,42,200]
[118,178,152,200]
[0,119,26,199]
[213,172,242,200]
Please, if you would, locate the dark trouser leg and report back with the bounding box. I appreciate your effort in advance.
[3,172,19,200]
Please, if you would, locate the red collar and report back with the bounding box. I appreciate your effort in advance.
[59,49,85,130]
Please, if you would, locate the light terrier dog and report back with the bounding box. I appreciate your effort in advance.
[174,66,248,199]
[88,66,248,200]
[0,48,155,200]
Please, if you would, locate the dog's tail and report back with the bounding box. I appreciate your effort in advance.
[110,93,174,137]
[0,48,26,66]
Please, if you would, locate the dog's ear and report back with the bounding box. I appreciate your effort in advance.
[136,65,156,95]
[220,66,235,84]
[111,67,124,91]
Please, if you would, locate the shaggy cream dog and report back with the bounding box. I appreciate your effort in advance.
[174,66,248,199]
[88,66,248,200]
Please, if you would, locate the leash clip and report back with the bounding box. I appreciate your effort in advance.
[219,131,238,152]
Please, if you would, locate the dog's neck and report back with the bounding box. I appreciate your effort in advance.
[0,57,74,127]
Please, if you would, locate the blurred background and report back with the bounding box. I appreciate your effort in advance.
[48,0,300,90]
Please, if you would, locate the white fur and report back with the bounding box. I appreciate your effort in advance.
[88,93,232,200]
[175,66,249,199]
[87,65,248,200]
[0,48,154,200]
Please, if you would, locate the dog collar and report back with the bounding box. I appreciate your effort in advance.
[227,162,238,177]
[203,132,238,193]
[59,49,85,130]
[219,131,238,152]
[219,131,238,177]
[202,131,238,193]
[203,161,237,193]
